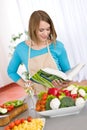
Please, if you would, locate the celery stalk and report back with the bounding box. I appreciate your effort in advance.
[30,69,65,88]
[31,72,55,88]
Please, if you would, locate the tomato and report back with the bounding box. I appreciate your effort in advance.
[56,92,60,97]
[21,118,25,123]
[14,119,21,126]
[41,100,46,105]
[71,94,78,99]
[48,88,59,96]
[4,126,10,130]
[9,105,14,109]
[63,90,71,97]
[1,104,7,108]
[7,105,14,112]
[9,122,15,129]
[27,116,32,122]
[35,105,41,111]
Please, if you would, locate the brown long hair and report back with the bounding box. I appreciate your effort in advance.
[28,10,57,43]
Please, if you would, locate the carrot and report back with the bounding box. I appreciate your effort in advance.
[42,93,48,100]
[36,105,41,111]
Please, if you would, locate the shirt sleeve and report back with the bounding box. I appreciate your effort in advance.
[7,48,22,82]
[50,41,71,72]
[57,41,71,72]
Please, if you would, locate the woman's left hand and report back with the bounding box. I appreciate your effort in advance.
[52,79,72,88]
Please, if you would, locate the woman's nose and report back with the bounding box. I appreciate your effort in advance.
[44,30,49,36]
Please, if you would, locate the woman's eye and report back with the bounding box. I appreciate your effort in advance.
[47,28,50,31]
[39,29,44,32]
[39,28,50,32]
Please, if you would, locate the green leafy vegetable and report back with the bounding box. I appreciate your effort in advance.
[46,95,55,110]
[78,86,87,92]
[38,92,46,100]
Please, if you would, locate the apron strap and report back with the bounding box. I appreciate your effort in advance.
[28,41,32,79]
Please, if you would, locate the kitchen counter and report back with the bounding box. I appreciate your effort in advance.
[1,95,87,130]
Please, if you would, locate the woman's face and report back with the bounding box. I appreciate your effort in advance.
[36,20,51,43]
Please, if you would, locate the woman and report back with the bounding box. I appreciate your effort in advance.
[7,10,71,94]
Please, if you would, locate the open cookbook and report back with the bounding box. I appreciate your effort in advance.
[30,63,85,87]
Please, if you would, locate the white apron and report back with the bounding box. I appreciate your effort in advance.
[28,43,58,94]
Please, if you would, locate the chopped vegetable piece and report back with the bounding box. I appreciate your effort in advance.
[0,107,7,114]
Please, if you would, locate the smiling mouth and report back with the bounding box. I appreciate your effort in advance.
[41,36,48,39]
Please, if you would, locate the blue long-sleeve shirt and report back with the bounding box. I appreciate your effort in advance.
[7,40,71,82]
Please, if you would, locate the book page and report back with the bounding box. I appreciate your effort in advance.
[42,68,68,80]
[42,63,85,80]
[65,63,85,80]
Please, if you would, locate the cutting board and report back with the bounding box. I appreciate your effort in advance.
[0,103,28,126]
